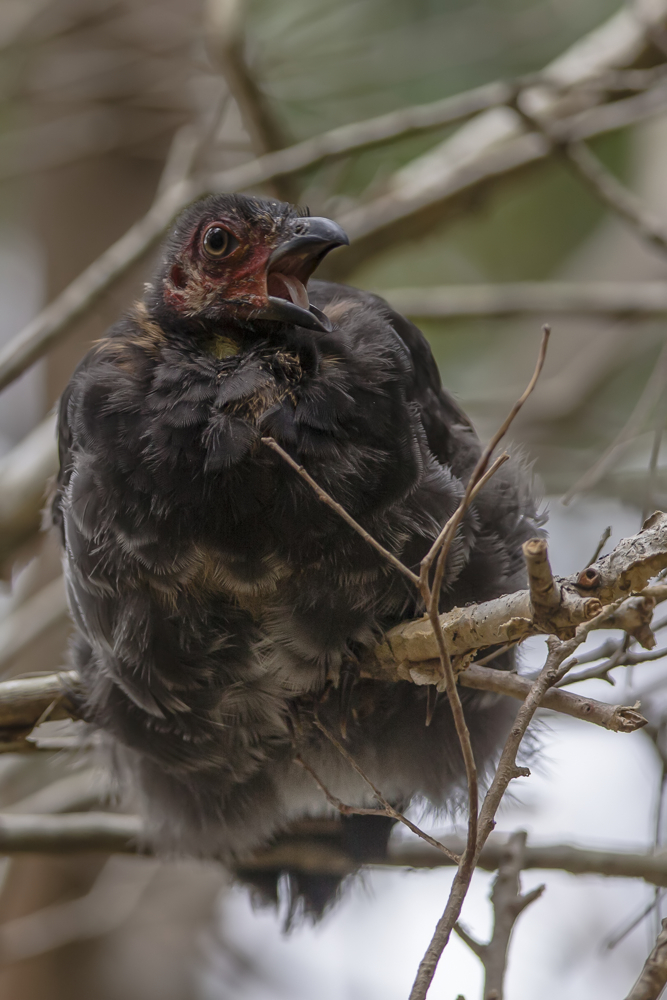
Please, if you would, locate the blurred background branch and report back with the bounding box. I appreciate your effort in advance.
[3,0,667,997]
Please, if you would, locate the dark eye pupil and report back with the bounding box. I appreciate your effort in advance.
[204,227,228,255]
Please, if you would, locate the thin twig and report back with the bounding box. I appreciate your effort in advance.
[411,327,551,936]
[644,385,667,524]
[605,893,662,952]
[259,437,420,586]
[296,749,460,864]
[408,608,604,1000]
[454,831,545,1000]
[588,526,612,567]
[421,326,550,584]
[557,645,667,687]
[564,339,667,503]
[408,332,550,911]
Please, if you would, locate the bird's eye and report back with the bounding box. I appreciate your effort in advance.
[202,225,236,259]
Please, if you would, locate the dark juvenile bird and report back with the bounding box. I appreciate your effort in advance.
[52,193,542,917]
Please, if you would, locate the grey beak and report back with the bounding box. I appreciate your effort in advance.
[255,217,349,333]
[268,217,350,271]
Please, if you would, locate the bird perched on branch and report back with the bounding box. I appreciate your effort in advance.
[53,193,542,918]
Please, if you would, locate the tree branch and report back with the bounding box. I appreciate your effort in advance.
[514,93,667,259]
[369,517,667,678]
[523,538,560,613]
[458,663,646,732]
[329,1,667,275]
[625,917,667,1000]
[408,601,621,1000]
[204,0,289,158]
[2,2,667,396]
[7,813,667,896]
[3,516,667,746]
[295,749,460,864]
[259,437,421,587]
[381,281,667,321]
[454,831,545,1000]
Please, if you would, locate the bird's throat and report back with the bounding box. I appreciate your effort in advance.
[267,273,310,311]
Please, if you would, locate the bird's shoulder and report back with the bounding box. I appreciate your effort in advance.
[310,280,480,472]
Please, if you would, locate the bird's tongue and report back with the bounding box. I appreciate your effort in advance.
[268,273,310,311]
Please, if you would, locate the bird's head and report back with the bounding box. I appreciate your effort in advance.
[152,194,349,334]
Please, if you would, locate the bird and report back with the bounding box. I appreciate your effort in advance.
[52,192,543,919]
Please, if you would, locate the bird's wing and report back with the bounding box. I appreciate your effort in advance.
[308,280,481,474]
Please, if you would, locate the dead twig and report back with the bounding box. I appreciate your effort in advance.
[420,326,550,589]
[264,329,550,1000]
[295,748,460,864]
[259,437,420,587]
[407,330,551,998]
[588,526,612,566]
[624,917,667,1000]
[523,538,560,613]
[454,831,545,1000]
[407,607,608,1000]
[459,663,647,732]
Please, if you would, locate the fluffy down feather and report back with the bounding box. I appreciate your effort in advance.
[52,194,544,918]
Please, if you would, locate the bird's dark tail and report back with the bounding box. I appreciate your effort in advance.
[237,813,396,925]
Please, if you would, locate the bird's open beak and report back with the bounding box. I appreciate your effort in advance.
[257,217,349,332]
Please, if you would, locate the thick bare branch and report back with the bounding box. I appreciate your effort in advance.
[3,3,667,396]
[0,642,642,756]
[8,814,667,895]
[0,671,79,730]
[1,518,664,743]
[369,515,667,675]
[329,2,667,275]
[382,281,667,321]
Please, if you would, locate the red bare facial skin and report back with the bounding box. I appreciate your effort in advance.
[162,217,279,320]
